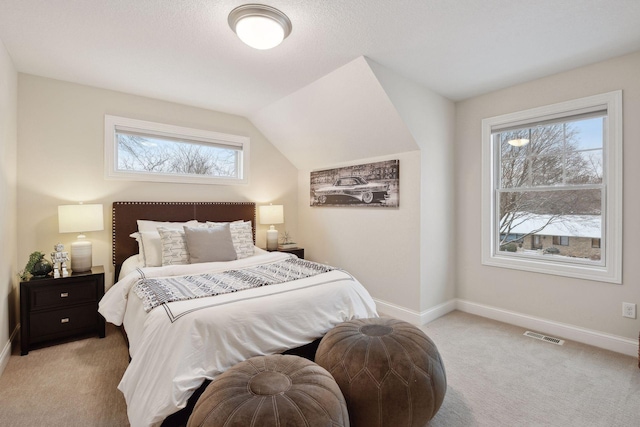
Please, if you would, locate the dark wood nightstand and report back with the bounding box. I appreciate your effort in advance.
[269,247,304,259]
[20,266,105,355]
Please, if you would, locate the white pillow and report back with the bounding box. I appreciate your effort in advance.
[134,220,200,266]
[207,221,254,259]
[139,231,163,267]
[137,219,199,232]
[130,232,144,262]
[157,227,190,266]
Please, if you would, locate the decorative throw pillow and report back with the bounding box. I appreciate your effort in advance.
[135,220,200,266]
[207,221,254,259]
[157,227,189,266]
[184,224,237,264]
[230,221,255,259]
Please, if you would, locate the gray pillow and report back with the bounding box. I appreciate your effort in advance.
[184,223,237,264]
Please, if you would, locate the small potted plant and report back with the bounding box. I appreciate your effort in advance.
[278,231,297,249]
[19,251,53,281]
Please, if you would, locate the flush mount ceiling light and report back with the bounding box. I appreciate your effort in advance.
[228,4,292,50]
[508,138,530,147]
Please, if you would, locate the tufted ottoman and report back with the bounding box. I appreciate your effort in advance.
[315,317,446,427]
[187,354,349,427]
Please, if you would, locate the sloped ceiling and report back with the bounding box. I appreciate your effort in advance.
[1,1,639,171]
[250,56,418,170]
[2,1,639,117]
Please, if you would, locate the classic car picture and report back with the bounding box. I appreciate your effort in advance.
[310,160,399,208]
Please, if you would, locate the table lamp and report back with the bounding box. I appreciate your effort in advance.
[58,203,104,272]
[259,204,284,250]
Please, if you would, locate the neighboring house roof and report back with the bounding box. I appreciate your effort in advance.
[503,213,601,238]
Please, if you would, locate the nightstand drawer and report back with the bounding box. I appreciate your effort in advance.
[30,305,98,339]
[31,281,97,309]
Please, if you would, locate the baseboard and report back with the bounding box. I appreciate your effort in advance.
[0,324,19,377]
[374,297,637,357]
[419,299,458,325]
[374,298,421,324]
[373,298,457,326]
[457,299,638,357]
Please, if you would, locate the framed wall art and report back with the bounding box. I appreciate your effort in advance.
[310,159,399,208]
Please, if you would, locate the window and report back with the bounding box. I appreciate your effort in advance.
[592,238,601,249]
[552,236,569,246]
[532,235,543,250]
[105,115,250,185]
[482,91,622,283]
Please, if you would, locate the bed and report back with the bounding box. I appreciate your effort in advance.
[98,201,378,427]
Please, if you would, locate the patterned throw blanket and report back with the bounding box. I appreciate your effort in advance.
[134,258,335,313]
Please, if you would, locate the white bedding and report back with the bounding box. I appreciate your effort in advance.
[99,251,378,427]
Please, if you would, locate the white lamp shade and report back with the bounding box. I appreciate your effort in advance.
[259,205,284,225]
[58,204,104,233]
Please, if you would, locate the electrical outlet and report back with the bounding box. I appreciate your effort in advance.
[622,302,636,319]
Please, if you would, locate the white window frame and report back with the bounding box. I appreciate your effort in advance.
[481,91,622,283]
[104,115,250,185]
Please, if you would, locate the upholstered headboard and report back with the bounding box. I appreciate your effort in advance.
[112,201,256,278]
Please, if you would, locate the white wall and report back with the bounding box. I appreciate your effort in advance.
[0,39,18,374]
[455,51,640,340]
[17,74,299,289]
[367,59,457,314]
[296,60,456,320]
[298,152,421,313]
[250,56,419,171]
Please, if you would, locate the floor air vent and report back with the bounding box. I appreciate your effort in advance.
[524,331,565,345]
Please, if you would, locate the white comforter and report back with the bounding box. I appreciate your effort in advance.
[99,252,378,427]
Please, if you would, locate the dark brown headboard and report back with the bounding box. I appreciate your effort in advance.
[112,201,256,278]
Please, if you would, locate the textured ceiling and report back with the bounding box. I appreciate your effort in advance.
[1,0,639,117]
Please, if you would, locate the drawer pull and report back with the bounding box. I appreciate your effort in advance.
[60,292,69,298]
[61,318,70,323]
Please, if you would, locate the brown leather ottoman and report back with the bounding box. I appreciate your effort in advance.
[315,317,446,427]
[187,354,349,427]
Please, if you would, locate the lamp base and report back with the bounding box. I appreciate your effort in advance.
[70,238,92,272]
[266,227,279,251]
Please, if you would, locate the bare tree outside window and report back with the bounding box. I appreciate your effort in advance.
[117,134,239,178]
[496,117,604,260]
[482,91,622,283]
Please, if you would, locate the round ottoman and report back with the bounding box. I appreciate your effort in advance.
[315,317,446,427]
[187,354,349,427]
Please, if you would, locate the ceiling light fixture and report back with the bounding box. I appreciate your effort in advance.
[228,4,292,50]
[507,138,530,147]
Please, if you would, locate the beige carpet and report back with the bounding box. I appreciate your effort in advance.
[426,312,640,427]
[0,323,129,427]
[0,311,638,426]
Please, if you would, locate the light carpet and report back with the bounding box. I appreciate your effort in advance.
[0,311,638,426]
[426,311,639,426]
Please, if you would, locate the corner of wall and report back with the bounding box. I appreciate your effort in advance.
[0,37,19,378]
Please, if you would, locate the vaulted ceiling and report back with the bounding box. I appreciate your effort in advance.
[1,1,639,168]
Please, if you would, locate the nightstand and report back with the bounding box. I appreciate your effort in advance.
[20,266,105,355]
[271,247,304,259]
